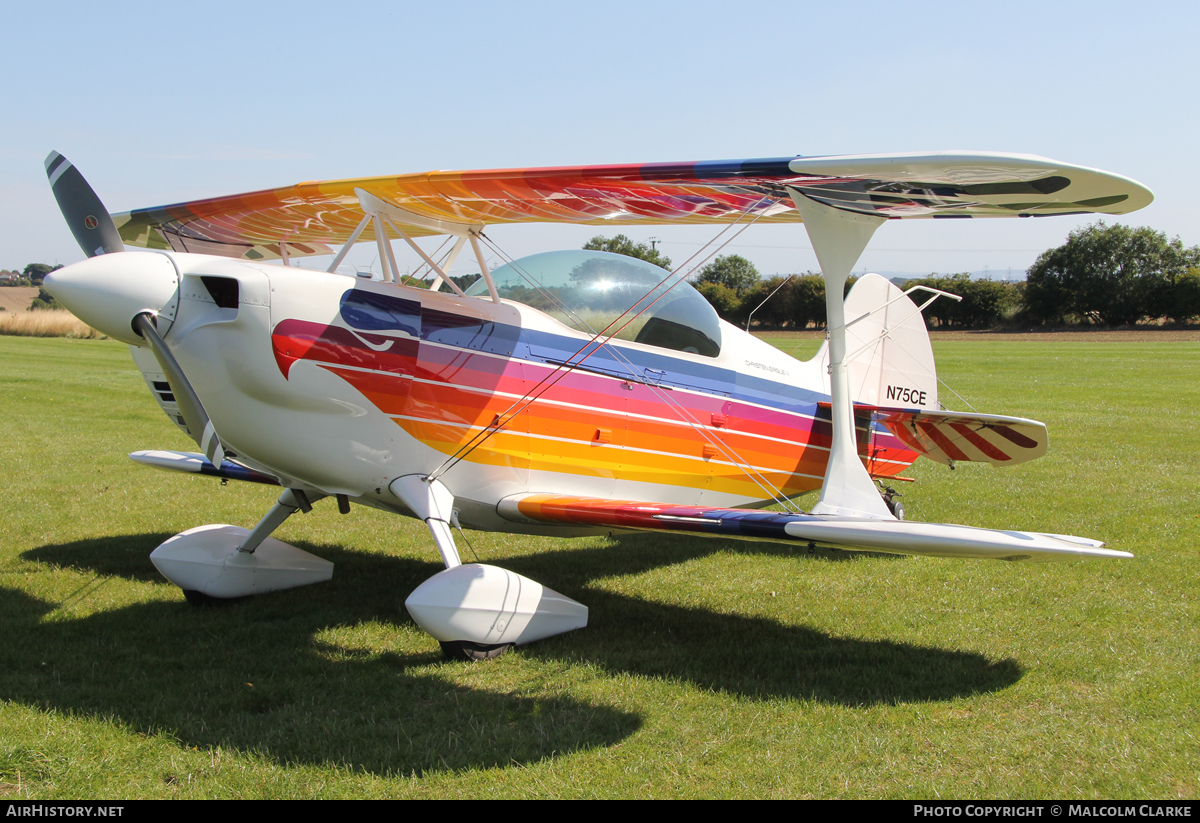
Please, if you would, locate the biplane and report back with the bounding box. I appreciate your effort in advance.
[43,150,1150,659]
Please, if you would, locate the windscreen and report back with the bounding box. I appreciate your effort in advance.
[465,250,721,357]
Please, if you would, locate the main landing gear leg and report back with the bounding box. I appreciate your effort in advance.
[150,488,334,603]
[391,474,588,661]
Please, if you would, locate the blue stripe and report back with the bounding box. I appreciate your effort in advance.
[338,286,829,418]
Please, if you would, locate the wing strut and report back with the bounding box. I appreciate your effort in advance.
[427,236,468,293]
[788,191,893,519]
[328,187,499,300]
[325,213,372,273]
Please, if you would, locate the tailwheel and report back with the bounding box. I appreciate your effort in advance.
[439,640,514,662]
[879,485,905,521]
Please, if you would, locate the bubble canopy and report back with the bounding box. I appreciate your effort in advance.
[465,250,722,357]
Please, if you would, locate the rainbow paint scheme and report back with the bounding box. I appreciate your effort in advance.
[110,154,1155,262]
[43,150,1150,655]
[268,282,918,510]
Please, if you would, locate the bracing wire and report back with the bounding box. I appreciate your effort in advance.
[470,234,811,511]
[841,292,980,414]
[427,201,774,481]
[478,233,803,511]
[425,196,795,495]
[411,235,453,283]
[428,213,809,511]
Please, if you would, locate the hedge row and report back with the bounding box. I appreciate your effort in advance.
[694,223,1200,330]
[697,273,1025,330]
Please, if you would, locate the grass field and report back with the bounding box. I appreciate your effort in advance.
[0,335,1196,798]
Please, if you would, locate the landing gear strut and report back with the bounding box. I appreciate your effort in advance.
[393,474,588,658]
[151,488,334,601]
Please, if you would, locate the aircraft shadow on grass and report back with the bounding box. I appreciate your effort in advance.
[13,531,1021,774]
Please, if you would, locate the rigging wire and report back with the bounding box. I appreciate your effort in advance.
[426,218,759,482]
[373,204,979,495]
[425,196,801,504]
[842,302,980,414]
[475,235,807,512]
[410,235,454,283]
[430,211,770,478]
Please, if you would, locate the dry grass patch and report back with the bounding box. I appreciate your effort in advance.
[0,310,104,339]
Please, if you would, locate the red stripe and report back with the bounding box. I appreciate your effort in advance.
[992,425,1039,449]
[949,423,1010,462]
[916,421,970,462]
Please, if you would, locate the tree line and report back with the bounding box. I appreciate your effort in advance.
[696,270,1027,330]
[1024,223,1200,325]
[13,224,1198,327]
[587,224,1200,330]
[1,263,60,287]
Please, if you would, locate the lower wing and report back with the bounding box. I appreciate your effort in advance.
[500,494,1129,562]
[129,451,1127,561]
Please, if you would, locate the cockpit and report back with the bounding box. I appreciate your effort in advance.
[464,250,722,357]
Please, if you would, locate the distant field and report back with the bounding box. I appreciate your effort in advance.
[0,287,36,313]
[0,335,1195,799]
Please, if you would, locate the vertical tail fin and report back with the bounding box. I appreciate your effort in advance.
[838,274,940,410]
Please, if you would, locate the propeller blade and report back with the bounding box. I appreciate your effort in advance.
[132,313,225,465]
[45,151,124,258]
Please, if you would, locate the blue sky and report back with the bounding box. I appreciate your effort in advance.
[3,0,1197,277]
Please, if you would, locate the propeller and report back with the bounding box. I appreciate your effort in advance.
[44,151,124,258]
[42,150,227,466]
[132,313,227,465]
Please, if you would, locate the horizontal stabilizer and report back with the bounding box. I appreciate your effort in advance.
[500,494,1130,562]
[865,406,1048,466]
[129,450,280,485]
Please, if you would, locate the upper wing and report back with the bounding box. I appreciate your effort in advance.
[500,493,1130,562]
[112,151,1154,261]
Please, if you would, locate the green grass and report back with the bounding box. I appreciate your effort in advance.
[0,335,1196,798]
